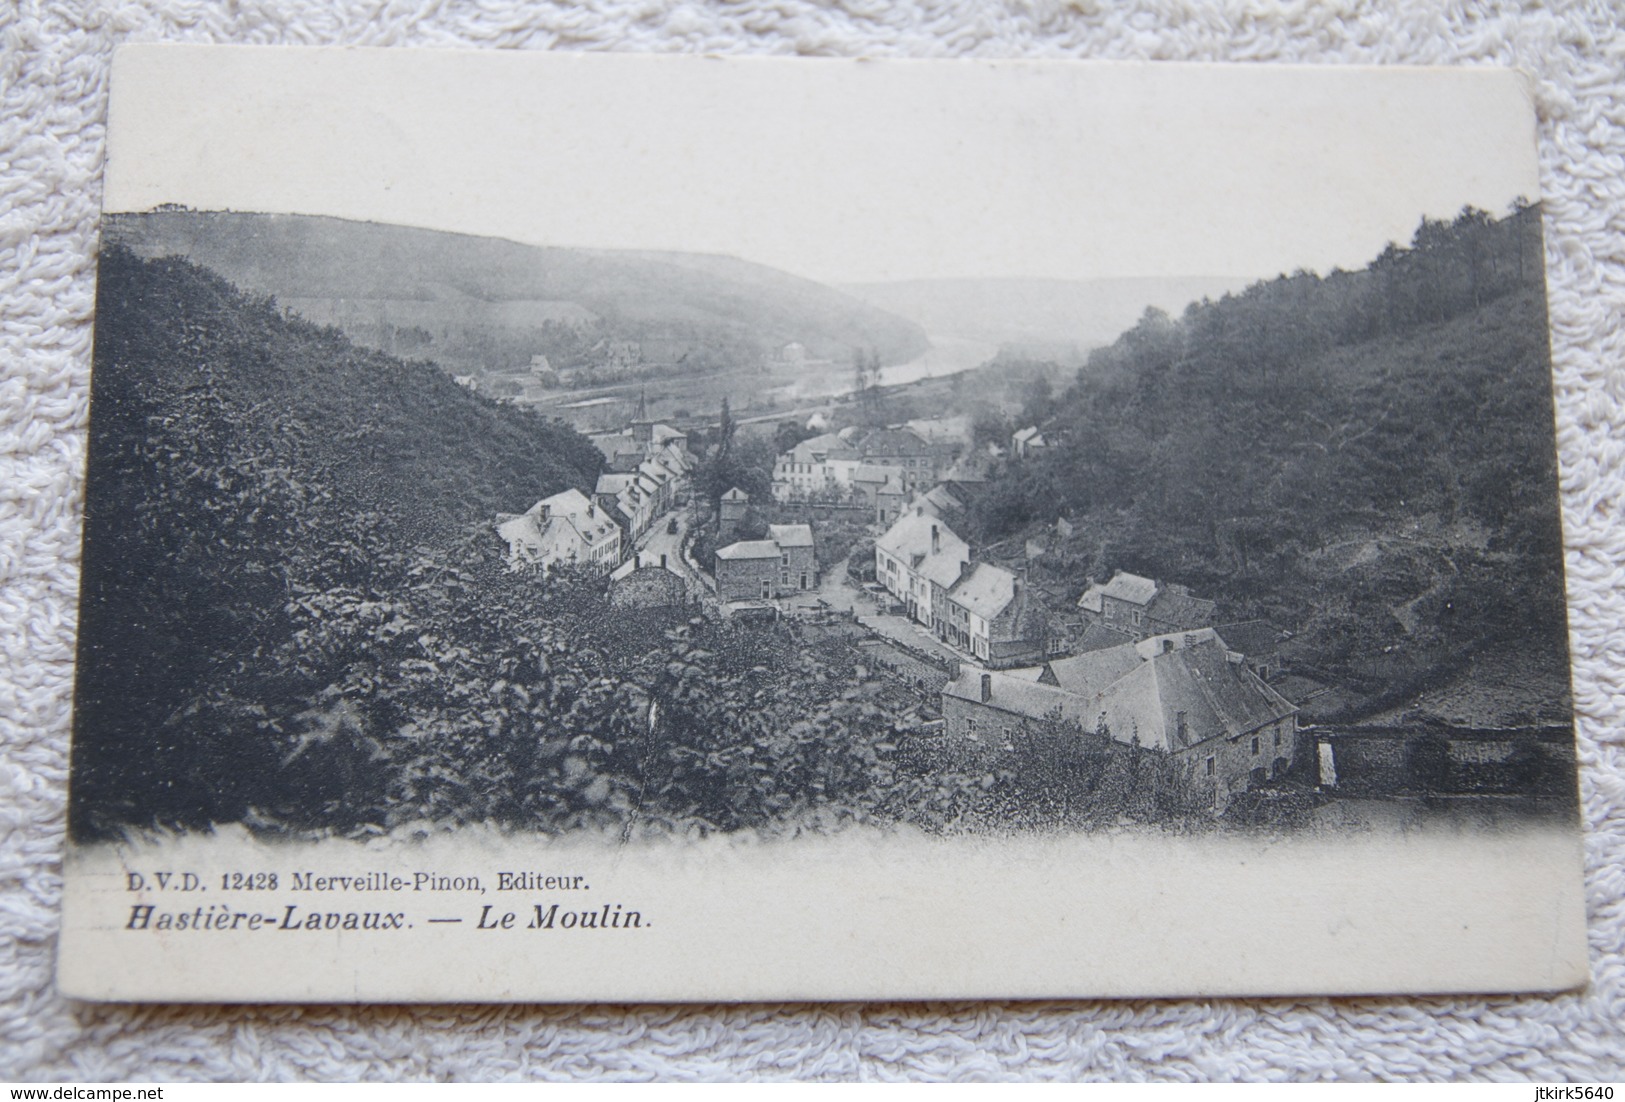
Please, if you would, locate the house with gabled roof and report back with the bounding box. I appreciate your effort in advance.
[495,488,623,574]
[941,627,1299,812]
[940,562,1055,668]
[1076,571,1217,640]
[875,511,970,625]
[715,525,817,602]
[1011,425,1048,459]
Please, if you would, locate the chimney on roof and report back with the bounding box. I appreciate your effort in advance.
[660,553,668,569]
[980,673,992,703]
[931,524,940,554]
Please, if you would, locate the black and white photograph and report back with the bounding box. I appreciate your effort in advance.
[57,48,1588,1002]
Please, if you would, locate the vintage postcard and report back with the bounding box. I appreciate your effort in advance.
[60,47,1586,1001]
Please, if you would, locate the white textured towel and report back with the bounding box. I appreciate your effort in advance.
[2,0,1622,1082]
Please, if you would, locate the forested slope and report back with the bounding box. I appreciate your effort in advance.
[974,204,1570,711]
[72,248,601,835]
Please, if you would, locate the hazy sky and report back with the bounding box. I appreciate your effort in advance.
[106,48,1541,286]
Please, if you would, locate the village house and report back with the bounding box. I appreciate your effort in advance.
[940,628,1299,813]
[874,511,971,627]
[1075,571,1217,642]
[718,486,751,538]
[494,488,622,574]
[911,477,988,528]
[1011,426,1048,459]
[608,555,690,610]
[584,401,693,541]
[856,427,938,495]
[874,476,910,527]
[940,563,1055,668]
[767,523,817,594]
[770,432,863,501]
[714,524,817,602]
[770,426,940,503]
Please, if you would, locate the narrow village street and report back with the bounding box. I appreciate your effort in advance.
[633,505,711,599]
[814,554,972,667]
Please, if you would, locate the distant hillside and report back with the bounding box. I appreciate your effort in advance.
[105,210,930,378]
[839,275,1249,354]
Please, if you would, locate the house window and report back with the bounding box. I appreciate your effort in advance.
[1132,610,1143,626]
[1251,736,1260,756]
[800,573,809,589]
[1205,756,1215,777]
[1274,728,1282,748]
[761,580,772,599]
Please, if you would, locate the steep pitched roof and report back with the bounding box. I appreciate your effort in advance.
[1100,572,1159,605]
[919,552,971,590]
[1211,621,1286,656]
[942,667,1092,726]
[721,487,749,502]
[716,540,782,561]
[1147,583,1216,629]
[1040,645,1145,694]
[767,523,814,548]
[876,511,968,565]
[965,631,1297,753]
[788,432,860,463]
[594,472,637,495]
[1076,582,1107,613]
[859,427,930,457]
[947,563,1018,621]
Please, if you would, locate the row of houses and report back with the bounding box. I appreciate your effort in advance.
[874,510,1057,668]
[496,412,694,573]
[587,418,696,542]
[940,627,1299,813]
[770,426,941,508]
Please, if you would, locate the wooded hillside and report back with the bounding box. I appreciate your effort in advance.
[973,203,1570,715]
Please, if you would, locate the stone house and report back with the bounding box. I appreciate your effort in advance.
[1076,571,1217,640]
[715,525,817,601]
